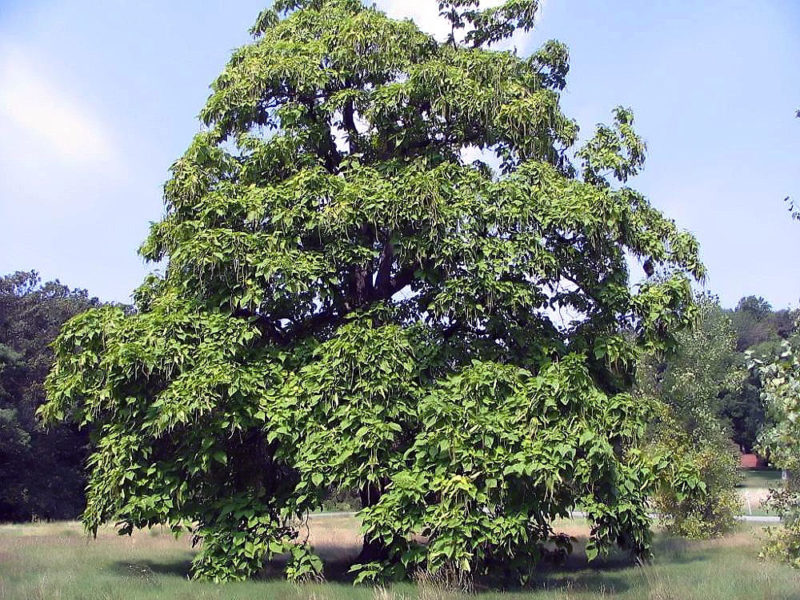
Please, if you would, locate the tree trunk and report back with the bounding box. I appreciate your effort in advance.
[785,469,798,492]
[356,536,391,564]
[355,483,390,564]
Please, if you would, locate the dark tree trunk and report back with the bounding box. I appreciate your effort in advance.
[356,536,391,564]
[355,483,390,564]
[785,469,797,492]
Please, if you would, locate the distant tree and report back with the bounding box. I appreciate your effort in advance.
[731,296,777,351]
[720,374,766,454]
[43,0,706,583]
[0,271,102,521]
[720,297,798,452]
[637,294,743,538]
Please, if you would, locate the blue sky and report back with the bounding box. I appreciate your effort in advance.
[1,0,799,308]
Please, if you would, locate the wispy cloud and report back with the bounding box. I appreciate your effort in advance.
[0,45,118,169]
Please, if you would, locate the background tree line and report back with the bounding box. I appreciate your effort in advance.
[0,271,114,521]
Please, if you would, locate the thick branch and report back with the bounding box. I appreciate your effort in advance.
[442,319,461,340]
[295,265,416,340]
[233,308,287,345]
[389,266,415,296]
[348,224,375,306]
[375,234,394,297]
[299,95,341,173]
[342,96,360,155]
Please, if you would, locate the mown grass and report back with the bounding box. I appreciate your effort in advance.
[0,516,798,600]
[738,469,783,489]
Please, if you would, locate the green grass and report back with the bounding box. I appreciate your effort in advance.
[738,469,783,489]
[1,517,798,600]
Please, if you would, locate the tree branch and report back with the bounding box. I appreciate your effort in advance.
[342,95,360,155]
[375,234,394,297]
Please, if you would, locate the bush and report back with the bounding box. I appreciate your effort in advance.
[760,487,800,568]
[320,487,360,512]
[752,338,800,566]
[653,408,742,539]
[637,295,744,539]
[654,441,741,539]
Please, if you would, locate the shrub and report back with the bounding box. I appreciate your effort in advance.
[654,440,741,539]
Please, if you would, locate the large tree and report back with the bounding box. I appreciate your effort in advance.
[0,271,101,521]
[42,0,705,583]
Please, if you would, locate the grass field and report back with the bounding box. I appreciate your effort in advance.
[1,515,798,600]
[739,469,783,490]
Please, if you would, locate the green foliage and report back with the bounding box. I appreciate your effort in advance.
[755,342,800,481]
[352,357,671,582]
[652,435,741,539]
[720,296,798,453]
[43,0,704,582]
[0,271,104,522]
[759,487,800,569]
[638,295,743,538]
[730,296,795,352]
[752,338,800,568]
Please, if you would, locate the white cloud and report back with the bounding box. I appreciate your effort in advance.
[375,0,511,42]
[375,0,450,40]
[0,45,118,169]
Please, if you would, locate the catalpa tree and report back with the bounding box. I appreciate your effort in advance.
[42,0,706,583]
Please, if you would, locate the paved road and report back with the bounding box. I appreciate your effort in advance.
[311,511,356,518]
[734,514,781,523]
[568,511,781,524]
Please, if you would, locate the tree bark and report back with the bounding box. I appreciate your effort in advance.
[355,483,390,564]
[784,469,798,492]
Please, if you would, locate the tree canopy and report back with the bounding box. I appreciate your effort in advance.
[42,0,705,583]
